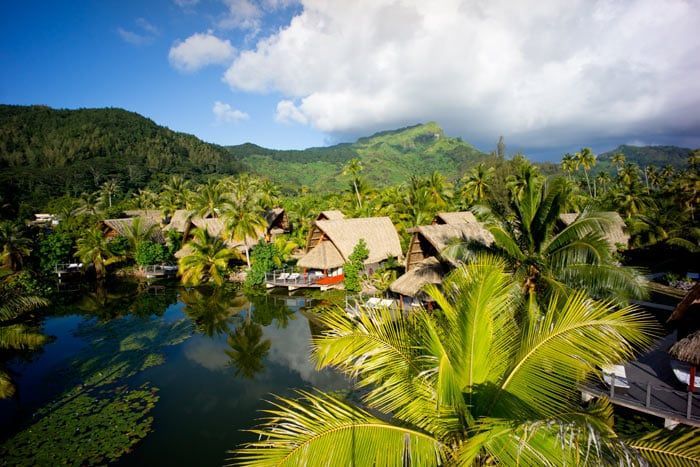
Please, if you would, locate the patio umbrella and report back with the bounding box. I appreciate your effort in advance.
[669,330,700,392]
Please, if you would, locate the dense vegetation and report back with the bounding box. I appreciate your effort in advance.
[0,105,242,212]
[1,106,699,464]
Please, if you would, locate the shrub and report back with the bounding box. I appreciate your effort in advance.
[38,232,73,274]
[245,242,279,287]
[344,239,369,293]
[134,241,168,267]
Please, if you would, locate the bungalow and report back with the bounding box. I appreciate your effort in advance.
[297,216,403,279]
[558,211,630,250]
[102,217,164,243]
[265,208,290,240]
[391,212,494,307]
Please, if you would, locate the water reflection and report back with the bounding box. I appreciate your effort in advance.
[180,287,246,337]
[226,317,271,379]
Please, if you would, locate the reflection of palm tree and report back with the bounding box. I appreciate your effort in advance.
[226,312,270,379]
[247,293,296,328]
[180,287,246,337]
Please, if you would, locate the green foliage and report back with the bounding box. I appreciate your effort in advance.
[599,144,693,171]
[343,239,369,293]
[38,231,73,273]
[0,384,160,465]
[234,259,700,466]
[108,235,130,257]
[245,242,280,287]
[134,240,169,266]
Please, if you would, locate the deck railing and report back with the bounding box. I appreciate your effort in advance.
[586,376,699,424]
[265,269,326,286]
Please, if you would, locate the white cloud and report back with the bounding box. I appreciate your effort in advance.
[219,0,263,30]
[117,18,159,46]
[213,101,250,123]
[169,32,236,72]
[223,0,700,150]
[275,100,307,124]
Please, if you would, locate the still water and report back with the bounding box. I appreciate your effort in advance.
[0,281,347,466]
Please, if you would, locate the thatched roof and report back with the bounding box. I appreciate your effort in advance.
[164,209,194,233]
[411,223,494,257]
[298,240,345,269]
[103,217,164,243]
[434,211,477,225]
[559,211,630,248]
[669,330,700,366]
[390,257,444,298]
[299,217,402,270]
[316,210,345,221]
[123,209,163,222]
[190,218,261,250]
[668,282,700,323]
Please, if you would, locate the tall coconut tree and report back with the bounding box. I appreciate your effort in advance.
[460,163,495,205]
[100,179,120,208]
[120,217,158,255]
[575,147,597,197]
[611,152,626,174]
[222,197,268,268]
[342,158,364,209]
[0,222,32,271]
[0,270,49,398]
[74,228,122,280]
[233,258,699,465]
[188,180,228,218]
[178,227,236,286]
[464,177,646,303]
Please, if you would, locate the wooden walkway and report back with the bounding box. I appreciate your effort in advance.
[582,334,700,427]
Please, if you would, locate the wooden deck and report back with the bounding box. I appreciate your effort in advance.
[265,270,343,291]
[582,333,700,427]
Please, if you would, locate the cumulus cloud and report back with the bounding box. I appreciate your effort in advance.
[169,32,235,72]
[223,0,700,150]
[213,101,250,123]
[117,18,159,46]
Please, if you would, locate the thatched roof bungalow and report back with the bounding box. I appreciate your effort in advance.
[123,209,164,223]
[316,210,345,221]
[559,212,630,250]
[265,208,290,238]
[389,257,445,300]
[669,330,700,367]
[405,222,494,271]
[298,217,402,272]
[163,209,195,233]
[102,217,164,243]
[433,211,478,225]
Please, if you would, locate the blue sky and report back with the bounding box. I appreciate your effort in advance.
[2,1,699,159]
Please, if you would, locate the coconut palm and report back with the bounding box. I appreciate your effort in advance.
[467,177,645,303]
[0,222,32,271]
[75,228,122,280]
[0,270,48,398]
[72,191,105,217]
[611,152,626,173]
[100,179,120,208]
[460,163,495,205]
[222,198,268,267]
[575,147,596,197]
[596,171,612,196]
[188,180,228,218]
[234,258,699,465]
[505,162,540,200]
[133,188,159,209]
[178,227,236,286]
[560,153,578,180]
[342,158,364,209]
[425,171,453,209]
[120,217,158,255]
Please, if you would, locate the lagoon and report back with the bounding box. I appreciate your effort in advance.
[0,282,347,466]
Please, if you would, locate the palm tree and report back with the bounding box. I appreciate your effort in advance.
[505,162,540,200]
[560,153,577,180]
[100,179,120,208]
[0,270,48,398]
[188,180,228,218]
[612,178,649,219]
[222,198,268,268]
[0,222,32,271]
[72,191,105,217]
[611,152,626,174]
[575,147,596,197]
[425,171,453,209]
[75,228,121,280]
[133,189,159,209]
[120,217,158,255]
[234,258,699,465]
[469,177,645,303]
[460,163,494,205]
[595,171,612,196]
[178,227,236,286]
[342,158,364,209]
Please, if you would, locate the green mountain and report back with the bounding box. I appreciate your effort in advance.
[0,105,241,206]
[598,144,693,170]
[227,122,490,190]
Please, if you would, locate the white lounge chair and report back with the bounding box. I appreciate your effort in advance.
[602,364,630,394]
[670,359,700,388]
[277,272,290,280]
[366,297,381,307]
[288,273,300,281]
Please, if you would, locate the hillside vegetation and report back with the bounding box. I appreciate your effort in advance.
[598,144,693,170]
[227,122,491,190]
[0,105,241,207]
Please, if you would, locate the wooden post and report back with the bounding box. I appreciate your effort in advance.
[610,374,615,398]
[687,392,693,420]
[646,383,652,408]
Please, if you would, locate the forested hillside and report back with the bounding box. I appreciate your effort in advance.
[0,105,241,208]
[227,122,491,190]
[598,144,693,170]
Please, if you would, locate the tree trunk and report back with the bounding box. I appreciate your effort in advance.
[245,247,251,268]
[353,180,362,208]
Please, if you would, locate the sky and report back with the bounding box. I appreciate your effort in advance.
[1,0,699,160]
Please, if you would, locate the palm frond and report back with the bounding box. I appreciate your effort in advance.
[496,292,657,419]
[231,390,444,466]
[0,324,48,350]
[627,427,700,466]
[487,225,526,262]
[558,263,648,302]
[0,295,48,321]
